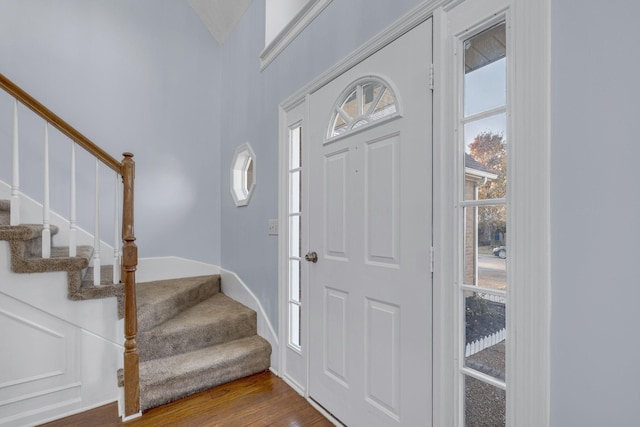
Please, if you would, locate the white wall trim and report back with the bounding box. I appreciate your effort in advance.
[437,0,551,425]
[219,268,280,373]
[135,256,220,283]
[508,0,551,424]
[260,0,333,70]
[280,0,457,111]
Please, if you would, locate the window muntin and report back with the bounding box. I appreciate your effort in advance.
[328,78,398,139]
[458,22,508,427]
[288,126,303,351]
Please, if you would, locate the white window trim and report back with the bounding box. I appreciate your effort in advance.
[260,0,333,70]
[278,96,310,395]
[230,143,256,207]
[435,0,550,425]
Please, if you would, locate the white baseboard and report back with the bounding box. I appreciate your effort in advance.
[135,256,220,283]
[219,268,280,373]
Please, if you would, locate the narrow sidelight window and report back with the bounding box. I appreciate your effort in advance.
[458,21,508,426]
[288,126,303,350]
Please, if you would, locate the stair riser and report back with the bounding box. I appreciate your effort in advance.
[138,311,258,362]
[137,276,221,331]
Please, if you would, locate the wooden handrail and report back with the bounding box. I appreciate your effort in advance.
[0,73,121,173]
[0,73,140,417]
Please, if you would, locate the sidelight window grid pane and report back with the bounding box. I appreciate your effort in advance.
[288,126,303,351]
[457,21,508,427]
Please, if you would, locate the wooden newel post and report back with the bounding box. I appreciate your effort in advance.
[121,152,140,416]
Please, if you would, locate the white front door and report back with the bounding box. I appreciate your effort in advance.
[307,19,433,427]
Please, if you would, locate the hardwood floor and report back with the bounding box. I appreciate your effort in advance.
[39,371,334,427]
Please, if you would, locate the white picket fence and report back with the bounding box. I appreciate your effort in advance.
[465,328,506,357]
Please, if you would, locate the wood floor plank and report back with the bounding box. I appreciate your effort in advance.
[38,372,334,427]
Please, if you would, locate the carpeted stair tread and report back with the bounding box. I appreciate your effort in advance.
[10,244,93,273]
[136,275,221,332]
[138,293,257,362]
[139,335,271,411]
[0,223,59,241]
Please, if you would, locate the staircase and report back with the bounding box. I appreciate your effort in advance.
[0,199,271,415]
[135,275,271,411]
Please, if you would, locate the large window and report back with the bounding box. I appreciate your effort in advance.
[457,22,508,426]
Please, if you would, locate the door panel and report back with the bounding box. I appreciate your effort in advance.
[324,149,350,259]
[308,18,433,427]
[365,134,400,265]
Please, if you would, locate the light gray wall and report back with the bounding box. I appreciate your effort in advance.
[219,0,424,333]
[550,0,640,425]
[0,0,222,264]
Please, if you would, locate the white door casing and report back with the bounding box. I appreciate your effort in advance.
[307,19,433,427]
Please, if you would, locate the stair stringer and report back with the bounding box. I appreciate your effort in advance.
[0,180,123,426]
[0,242,123,427]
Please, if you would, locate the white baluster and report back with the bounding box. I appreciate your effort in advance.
[69,142,77,257]
[10,99,20,225]
[42,122,51,258]
[93,159,101,286]
[113,172,120,284]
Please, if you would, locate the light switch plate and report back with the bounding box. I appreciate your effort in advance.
[268,219,278,235]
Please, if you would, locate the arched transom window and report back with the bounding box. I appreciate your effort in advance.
[328,77,399,139]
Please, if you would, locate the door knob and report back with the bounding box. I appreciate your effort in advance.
[305,251,318,263]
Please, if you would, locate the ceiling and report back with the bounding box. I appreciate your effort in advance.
[187,0,253,44]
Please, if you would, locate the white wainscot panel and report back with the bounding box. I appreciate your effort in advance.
[324,149,349,259]
[324,287,348,386]
[365,134,400,266]
[365,298,400,420]
[0,293,81,425]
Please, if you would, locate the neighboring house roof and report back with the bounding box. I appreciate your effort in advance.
[465,153,498,181]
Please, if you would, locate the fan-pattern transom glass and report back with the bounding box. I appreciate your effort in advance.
[328,78,398,139]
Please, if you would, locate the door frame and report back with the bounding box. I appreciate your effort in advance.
[278,0,550,425]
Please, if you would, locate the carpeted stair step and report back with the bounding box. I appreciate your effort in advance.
[0,199,9,224]
[139,335,271,411]
[136,275,221,332]
[138,293,258,362]
[0,199,123,303]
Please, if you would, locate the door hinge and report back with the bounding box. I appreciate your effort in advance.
[429,63,434,91]
[430,246,435,273]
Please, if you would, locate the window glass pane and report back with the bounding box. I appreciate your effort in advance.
[289,215,300,258]
[463,205,506,290]
[362,82,383,115]
[245,158,254,193]
[465,375,506,427]
[352,119,368,129]
[464,114,506,201]
[331,113,347,137]
[290,127,301,169]
[329,80,398,139]
[464,290,506,380]
[372,88,396,118]
[289,259,300,303]
[464,23,506,117]
[289,170,301,214]
[341,88,358,119]
[290,303,301,348]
